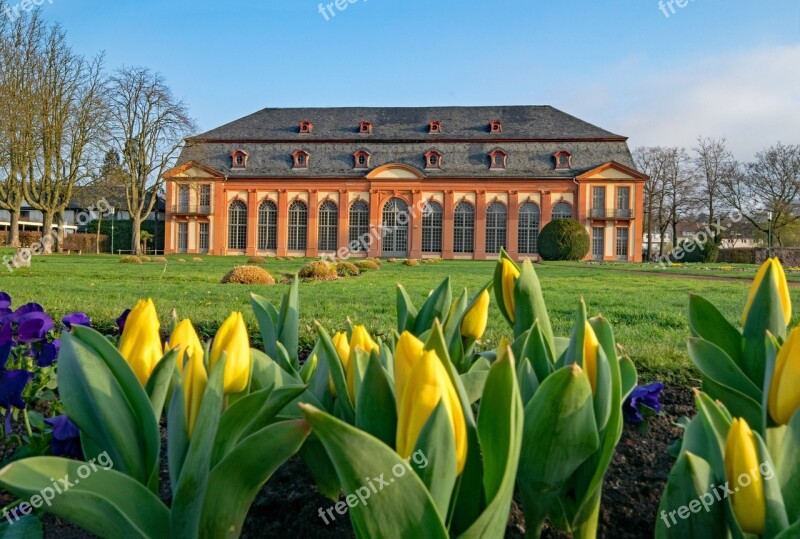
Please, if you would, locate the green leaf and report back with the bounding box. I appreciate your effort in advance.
[201,420,310,538]
[754,432,789,538]
[316,323,354,422]
[396,284,418,333]
[299,353,318,383]
[0,514,42,538]
[743,263,788,387]
[144,349,178,421]
[278,275,301,367]
[249,293,281,366]
[58,328,159,490]
[689,338,762,403]
[166,380,189,493]
[776,410,800,522]
[619,357,638,400]
[299,439,341,500]
[513,258,556,353]
[0,457,169,538]
[413,278,453,336]
[300,405,448,539]
[701,377,763,434]
[412,401,457,520]
[516,358,539,406]
[694,391,733,478]
[355,355,397,447]
[170,353,227,537]
[689,294,744,368]
[459,370,489,405]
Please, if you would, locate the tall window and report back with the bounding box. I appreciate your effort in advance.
[617,187,631,217]
[228,200,247,251]
[422,201,443,253]
[199,185,211,213]
[177,222,188,253]
[485,202,507,254]
[593,187,606,210]
[518,202,540,254]
[288,200,308,251]
[616,227,629,260]
[454,201,475,254]
[552,202,573,220]
[199,222,209,253]
[258,200,278,251]
[318,200,339,252]
[349,200,370,252]
[178,185,189,212]
[381,198,409,257]
[592,227,605,260]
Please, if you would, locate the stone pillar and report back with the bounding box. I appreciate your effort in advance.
[506,191,519,261]
[540,191,552,229]
[307,191,319,257]
[474,191,487,260]
[213,181,226,255]
[277,190,289,257]
[442,191,454,258]
[246,189,258,256]
[164,181,174,254]
[409,190,423,259]
[368,190,381,257]
[338,191,350,255]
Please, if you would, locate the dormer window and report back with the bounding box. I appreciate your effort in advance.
[292,150,310,169]
[489,120,503,133]
[425,150,442,170]
[299,121,314,134]
[359,121,373,134]
[231,150,249,169]
[428,121,442,134]
[353,150,371,169]
[554,150,572,169]
[489,149,507,170]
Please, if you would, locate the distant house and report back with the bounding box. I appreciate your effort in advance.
[0,202,81,235]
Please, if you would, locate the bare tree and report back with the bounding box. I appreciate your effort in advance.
[665,148,695,251]
[692,137,737,242]
[635,147,679,258]
[720,143,800,247]
[23,24,105,254]
[0,8,44,247]
[106,67,195,254]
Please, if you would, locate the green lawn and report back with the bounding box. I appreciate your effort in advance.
[548,260,800,282]
[2,252,797,384]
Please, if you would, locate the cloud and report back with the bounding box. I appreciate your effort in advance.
[548,44,800,160]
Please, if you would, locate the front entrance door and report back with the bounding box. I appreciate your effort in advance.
[381,198,409,257]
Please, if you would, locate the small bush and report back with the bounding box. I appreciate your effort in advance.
[336,262,361,277]
[221,266,276,285]
[403,259,420,267]
[140,256,152,263]
[248,256,267,264]
[120,255,142,264]
[424,258,442,264]
[178,259,186,263]
[153,256,168,263]
[355,260,380,271]
[192,257,203,262]
[387,258,398,263]
[672,239,719,263]
[299,261,338,281]
[364,257,382,267]
[538,219,591,261]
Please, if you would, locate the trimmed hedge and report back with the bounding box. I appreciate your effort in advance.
[84,219,165,253]
[538,219,590,261]
[671,239,719,263]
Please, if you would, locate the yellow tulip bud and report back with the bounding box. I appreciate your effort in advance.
[345,326,379,402]
[329,331,351,397]
[742,258,792,326]
[768,325,800,425]
[118,299,163,386]
[583,322,600,394]
[209,312,251,394]
[394,333,467,475]
[167,319,204,374]
[501,258,520,323]
[461,290,490,340]
[182,344,207,438]
[724,419,766,535]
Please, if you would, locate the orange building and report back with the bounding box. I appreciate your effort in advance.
[164,106,646,261]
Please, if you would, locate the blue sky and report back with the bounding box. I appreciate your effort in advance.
[33,0,800,158]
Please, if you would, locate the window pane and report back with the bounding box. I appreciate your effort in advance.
[552,202,573,220]
[382,198,409,256]
[454,202,475,254]
[178,186,189,211]
[199,185,211,211]
[228,200,247,250]
[318,200,339,252]
[518,202,540,254]
[177,222,188,252]
[592,227,604,260]
[258,200,278,251]
[422,202,443,253]
[199,222,209,252]
[288,201,308,251]
[616,227,629,259]
[485,202,507,254]
[349,200,370,252]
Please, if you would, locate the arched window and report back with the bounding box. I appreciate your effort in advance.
[382,198,410,257]
[485,202,507,254]
[518,203,541,254]
[422,201,443,253]
[288,200,308,251]
[349,200,370,252]
[552,202,573,220]
[318,200,339,252]
[257,200,278,251]
[228,200,247,251]
[454,201,475,254]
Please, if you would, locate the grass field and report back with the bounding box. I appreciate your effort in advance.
[2,252,798,383]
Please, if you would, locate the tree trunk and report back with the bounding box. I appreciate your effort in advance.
[96,212,103,254]
[131,215,142,255]
[672,221,678,253]
[55,213,64,253]
[7,211,20,247]
[645,212,653,261]
[41,211,54,254]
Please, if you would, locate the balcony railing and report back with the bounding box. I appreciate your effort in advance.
[589,208,633,219]
[171,204,212,216]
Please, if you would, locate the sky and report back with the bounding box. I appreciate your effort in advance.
[26,0,800,160]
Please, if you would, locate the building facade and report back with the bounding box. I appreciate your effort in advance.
[164,106,646,261]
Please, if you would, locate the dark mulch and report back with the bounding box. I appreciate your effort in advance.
[7,386,694,539]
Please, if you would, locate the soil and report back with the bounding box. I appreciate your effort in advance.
[8,386,694,539]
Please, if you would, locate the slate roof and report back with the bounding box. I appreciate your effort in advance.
[177,106,637,179]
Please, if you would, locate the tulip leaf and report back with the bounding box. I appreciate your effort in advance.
[776,410,800,522]
[776,521,800,539]
[694,391,733,478]
[201,420,311,538]
[516,357,539,405]
[0,514,41,538]
[144,349,178,421]
[300,438,341,500]
[654,452,727,538]
[167,380,189,493]
[170,353,226,537]
[702,377,763,434]
[754,432,790,537]
[458,352,523,539]
[299,404,449,539]
[443,287,469,344]
[763,334,781,431]
[413,277,453,336]
[514,259,556,356]
[459,370,489,405]
[689,338,762,403]
[249,293,281,367]
[619,357,638,400]
[743,264,788,387]
[676,416,712,461]
[413,401,458,520]
[356,355,397,448]
[562,299,588,368]
[58,328,160,491]
[278,275,300,367]
[299,353,317,383]
[0,457,170,539]
[396,284,418,334]
[689,294,744,367]
[316,323,355,422]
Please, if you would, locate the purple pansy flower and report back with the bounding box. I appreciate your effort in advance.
[0,322,13,369]
[17,312,54,343]
[0,292,11,310]
[0,369,33,411]
[45,415,83,459]
[10,302,44,323]
[116,309,131,335]
[34,339,60,367]
[623,382,665,425]
[62,312,91,330]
